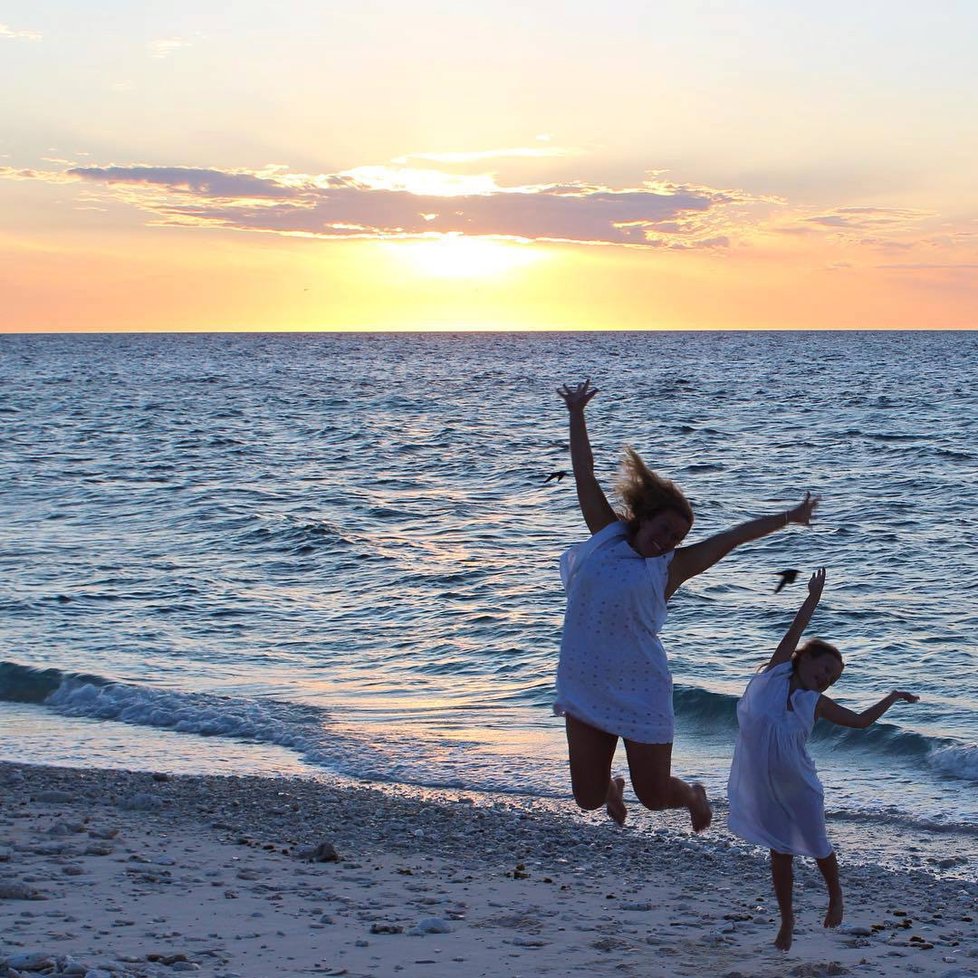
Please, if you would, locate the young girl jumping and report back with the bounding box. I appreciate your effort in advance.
[727,568,919,951]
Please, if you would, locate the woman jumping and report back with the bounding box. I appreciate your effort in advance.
[555,378,817,832]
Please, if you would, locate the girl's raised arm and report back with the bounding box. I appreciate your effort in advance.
[557,379,617,535]
[670,492,818,587]
[817,690,919,728]
[765,567,826,670]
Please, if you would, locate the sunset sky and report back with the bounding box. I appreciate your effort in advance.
[2,1,976,332]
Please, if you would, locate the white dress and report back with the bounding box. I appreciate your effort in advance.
[555,521,675,744]
[726,661,833,858]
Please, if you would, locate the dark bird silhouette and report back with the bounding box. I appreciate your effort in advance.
[774,569,800,594]
[543,470,568,484]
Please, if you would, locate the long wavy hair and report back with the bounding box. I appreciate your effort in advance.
[791,638,844,674]
[615,446,694,534]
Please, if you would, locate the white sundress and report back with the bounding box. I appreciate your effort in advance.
[726,660,833,859]
[555,521,675,744]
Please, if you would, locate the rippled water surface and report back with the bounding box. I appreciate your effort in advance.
[2,331,976,837]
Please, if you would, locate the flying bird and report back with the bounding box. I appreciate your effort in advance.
[774,569,800,594]
[543,471,568,484]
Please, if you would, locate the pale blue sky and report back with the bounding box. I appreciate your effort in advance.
[4,0,975,202]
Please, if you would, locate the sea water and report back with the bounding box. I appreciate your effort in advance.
[1,331,976,861]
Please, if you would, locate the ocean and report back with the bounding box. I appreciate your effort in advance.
[2,331,976,869]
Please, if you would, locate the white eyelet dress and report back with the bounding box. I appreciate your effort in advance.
[555,521,675,744]
[727,661,833,858]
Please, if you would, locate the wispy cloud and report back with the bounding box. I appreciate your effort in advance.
[0,22,41,41]
[67,165,301,199]
[0,165,75,182]
[770,205,934,250]
[805,206,928,231]
[13,161,753,248]
[148,36,194,59]
[340,166,500,197]
[877,262,978,270]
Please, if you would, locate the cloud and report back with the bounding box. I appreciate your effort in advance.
[769,205,936,249]
[0,22,41,41]
[805,206,928,231]
[11,157,971,272]
[857,238,916,251]
[340,165,499,197]
[10,158,961,260]
[877,262,978,270]
[44,162,746,248]
[148,37,194,59]
[0,165,75,182]
[67,165,303,199]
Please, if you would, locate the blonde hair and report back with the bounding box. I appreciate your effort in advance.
[615,446,694,533]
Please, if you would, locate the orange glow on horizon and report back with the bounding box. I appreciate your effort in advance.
[0,223,975,333]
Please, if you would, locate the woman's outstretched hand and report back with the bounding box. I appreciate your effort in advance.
[808,567,826,600]
[558,379,599,412]
[787,491,819,526]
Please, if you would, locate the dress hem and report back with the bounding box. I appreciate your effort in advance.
[554,702,674,745]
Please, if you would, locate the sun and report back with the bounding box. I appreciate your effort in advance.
[392,235,545,279]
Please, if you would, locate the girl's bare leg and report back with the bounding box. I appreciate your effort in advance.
[771,851,794,951]
[605,776,627,826]
[564,715,626,824]
[622,740,712,832]
[816,852,844,928]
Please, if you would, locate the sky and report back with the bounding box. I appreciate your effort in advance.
[2,1,976,331]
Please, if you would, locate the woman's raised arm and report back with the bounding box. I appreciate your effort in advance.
[557,379,617,535]
[669,492,818,590]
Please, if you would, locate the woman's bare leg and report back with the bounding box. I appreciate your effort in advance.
[564,715,626,824]
[771,851,794,951]
[622,740,712,832]
[816,852,844,929]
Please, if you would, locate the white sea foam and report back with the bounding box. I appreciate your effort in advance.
[46,677,317,752]
[928,743,978,783]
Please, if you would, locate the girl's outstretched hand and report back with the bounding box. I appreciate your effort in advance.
[891,690,920,704]
[808,567,826,599]
[788,491,819,526]
[558,378,599,412]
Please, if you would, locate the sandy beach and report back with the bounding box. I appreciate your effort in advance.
[1,761,976,978]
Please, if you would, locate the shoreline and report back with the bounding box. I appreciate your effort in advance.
[2,761,977,978]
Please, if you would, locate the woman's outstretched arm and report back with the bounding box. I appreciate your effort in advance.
[817,690,919,728]
[557,379,617,535]
[765,568,825,670]
[669,492,819,589]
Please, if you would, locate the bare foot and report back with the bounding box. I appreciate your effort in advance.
[774,915,794,952]
[688,783,712,833]
[824,896,844,929]
[605,776,626,826]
